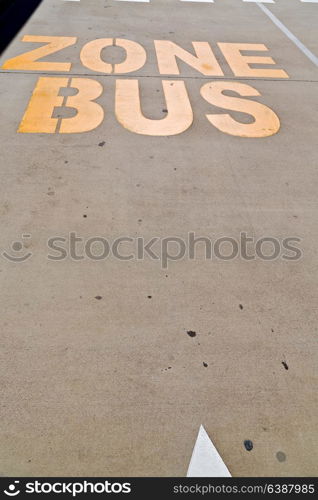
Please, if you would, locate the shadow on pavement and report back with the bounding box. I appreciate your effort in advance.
[0,0,43,55]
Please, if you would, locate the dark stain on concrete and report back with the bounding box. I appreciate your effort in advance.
[187,330,196,338]
[239,304,243,310]
[95,296,103,300]
[98,141,106,147]
[276,451,286,462]
[282,361,289,370]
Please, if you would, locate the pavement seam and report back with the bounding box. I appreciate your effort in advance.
[0,71,317,83]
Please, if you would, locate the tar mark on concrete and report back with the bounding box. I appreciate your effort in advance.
[239,304,243,310]
[98,141,106,147]
[12,242,23,251]
[203,362,208,368]
[83,214,87,218]
[244,440,254,452]
[187,330,196,338]
[147,295,152,299]
[282,361,289,370]
[276,451,286,463]
[95,296,103,300]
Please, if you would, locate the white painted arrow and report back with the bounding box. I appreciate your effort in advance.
[187,425,231,477]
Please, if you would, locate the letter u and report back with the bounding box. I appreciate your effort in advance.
[115,79,193,136]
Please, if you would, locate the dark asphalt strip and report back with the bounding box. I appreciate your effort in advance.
[0,0,43,55]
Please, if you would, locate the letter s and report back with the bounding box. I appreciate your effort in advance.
[123,483,131,493]
[200,81,280,138]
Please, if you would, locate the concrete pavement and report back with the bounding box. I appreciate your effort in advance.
[0,0,317,477]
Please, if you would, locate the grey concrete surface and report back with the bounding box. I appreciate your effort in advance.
[0,0,317,477]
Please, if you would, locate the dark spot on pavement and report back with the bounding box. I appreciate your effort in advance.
[239,304,243,310]
[64,161,68,164]
[187,330,196,338]
[147,295,152,299]
[162,109,168,113]
[276,451,286,463]
[12,242,23,251]
[83,214,87,218]
[282,361,289,370]
[244,440,253,452]
[98,141,106,147]
[271,328,274,332]
[203,362,208,368]
[95,296,103,300]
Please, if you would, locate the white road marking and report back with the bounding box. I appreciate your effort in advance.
[187,425,231,478]
[257,3,318,67]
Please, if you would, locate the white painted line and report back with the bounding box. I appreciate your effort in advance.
[257,3,318,67]
[300,0,318,3]
[187,425,231,478]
